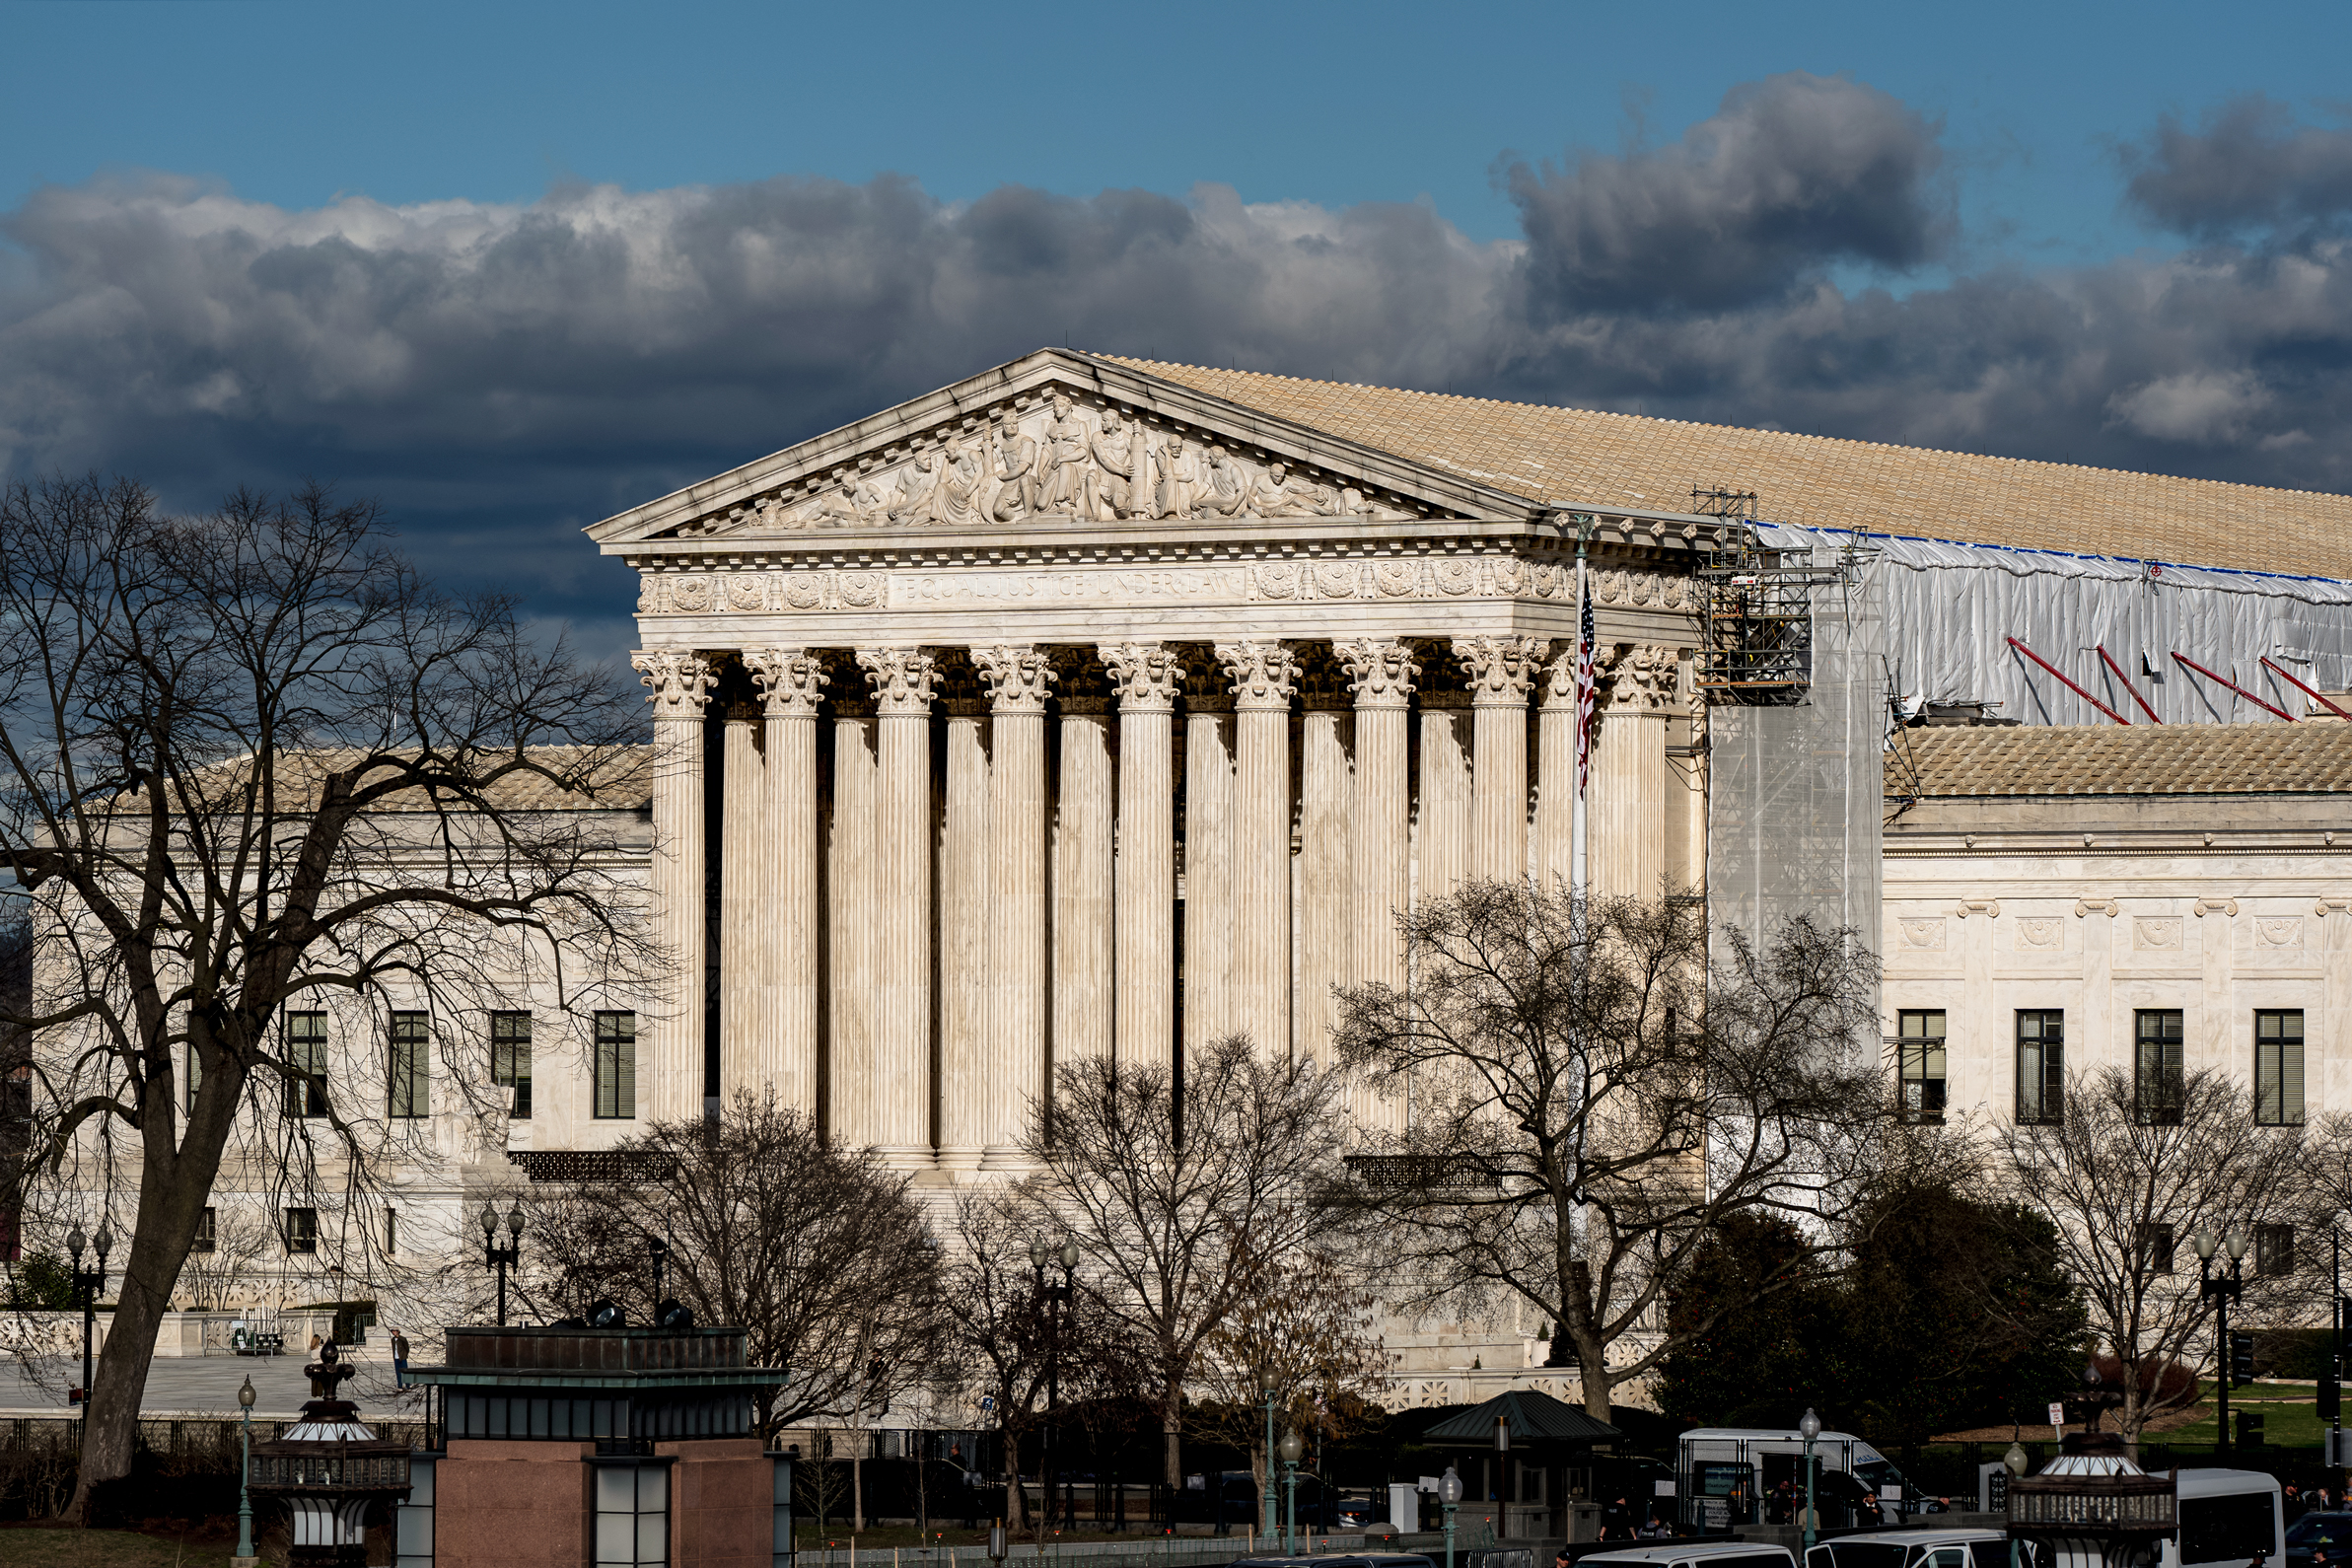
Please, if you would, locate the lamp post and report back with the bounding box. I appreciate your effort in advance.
[650,1234,669,1309]
[1494,1413,1510,1532]
[1439,1464,1463,1568]
[481,1201,524,1327]
[1799,1408,1821,1553]
[1262,1388,1280,1541]
[66,1224,110,1411]
[2001,1442,2030,1568]
[234,1374,258,1566]
[2192,1227,2249,1455]
[1279,1429,1304,1555]
[1030,1235,1077,1532]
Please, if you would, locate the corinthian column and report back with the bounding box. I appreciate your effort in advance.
[631,651,715,1122]
[1417,679,1473,903]
[1297,651,1353,1068]
[1102,643,1181,1071]
[1592,642,1678,901]
[1216,641,1300,1059]
[1182,675,1235,1056]
[1534,649,1579,898]
[936,664,991,1173]
[1338,639,1417,1134]
[719,693,764,1110]
[973,646,1054,1168]
[825,677,877,1145]
[855,647,938,1167]
[1054,659,1115,1066]
[1455,636,1546,885]
[743,649,827,1117]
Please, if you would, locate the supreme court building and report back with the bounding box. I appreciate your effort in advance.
[594,348,1724,1168]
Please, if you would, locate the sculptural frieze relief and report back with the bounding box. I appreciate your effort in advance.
[660,386,1434,539]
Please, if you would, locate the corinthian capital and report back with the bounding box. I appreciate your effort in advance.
[632,651,716,720]
[970,645,1056,713]
[1602,642,1680,714]
[855,647,940,716]
[744,648,828,717]
[1215,641,1302,711]
[1099,643,1182,713]
[1452,636,1548,707]
[1335,639,1420,709]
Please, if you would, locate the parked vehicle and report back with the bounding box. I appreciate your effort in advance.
[1228,1556,1437,1568]
[1675,1428,1915,1531]
[2178,1469,2286,1568]
[1582,1542,1799,1568]
[1806,1528,2023,1568]
[2284,1510,2352,1568]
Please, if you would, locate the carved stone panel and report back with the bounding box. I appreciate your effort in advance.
[2015,917,2063,952]
[2255,917,2305,949]
[2134,917,2183,952]
[1897,917,1946,951]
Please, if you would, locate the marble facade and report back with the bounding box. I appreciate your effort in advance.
[595,350,1719,1166]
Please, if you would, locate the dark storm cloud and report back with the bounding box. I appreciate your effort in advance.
[2,78,2351,651]
[2122,95,2352,241]
[1504,73,1953,314]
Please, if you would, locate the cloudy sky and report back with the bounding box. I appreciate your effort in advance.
[4,0,2350,655]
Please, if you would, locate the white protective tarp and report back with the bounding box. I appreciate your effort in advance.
[1758,524,2352,727]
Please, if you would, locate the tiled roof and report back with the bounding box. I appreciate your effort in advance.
[1887,723,2352,798]
[1098,356,2352,581]
[118,747,654,815]
[1421,1389,1621,1445]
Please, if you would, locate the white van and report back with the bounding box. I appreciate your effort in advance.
[2175,1469,2284,1568]
[1675,1428,1914,1530]
[1583,1542,1799,1568]
[1807,1528,2022,1568]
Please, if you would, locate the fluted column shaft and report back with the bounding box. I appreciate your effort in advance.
[719,702,765,1108]
[1417,690,1473,902]
[632,653,714,1123]
[1535,652,1579,898]
[1456,637,1545,884]
[1298,672,1353,1067]
[938,689,992,1171]
[1182,687,1236,1055]
[1055,691,1115,1063]
[1218,642,1300,1058]
[1104,644,1181,1071]
[855,648,938,1164]
[825,691,877,1143]
[1592,643,1677,901]
[1339,642,1417,1132]
[975,647,1054,1167]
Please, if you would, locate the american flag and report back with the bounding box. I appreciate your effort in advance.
[1574,562,1597,794]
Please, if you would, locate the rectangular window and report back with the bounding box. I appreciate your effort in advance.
[595,1461,669,1567]
[594,1011,636,1120]
[2136,1221,2175,1276]
[284,1207,318,1255]
[1896,1010,1948,1122]
[2016,1010,2065,1125]
[491,1012,534,1119]
[386,1207,398,1256]
[2256,1223,2294,1278]
[185,1042,203,1108]
[2254,1010,2305,1126]
[389,1012,429,1119]
[285,1011,328,1117]
[2134,1010,2184,1124]
[192,1206,217,1254]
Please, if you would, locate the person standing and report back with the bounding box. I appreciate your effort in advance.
[390,1328,410,1384]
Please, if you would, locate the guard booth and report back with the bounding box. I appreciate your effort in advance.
[1420,1390,1623,1541]
[2005,1434,2176,1568]
[399,1322,792,1568]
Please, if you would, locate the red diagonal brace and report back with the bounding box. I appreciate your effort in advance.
[2259,657,2352,721]
[2096,646,2164,724]
[2006,637,2131,725]
[2172,651,2297,721]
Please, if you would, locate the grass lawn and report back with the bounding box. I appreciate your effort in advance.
[2160,1381,2331,1448]
[0,1523,247,1566]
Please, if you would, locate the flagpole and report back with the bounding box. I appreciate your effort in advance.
[1572,532,1590,913]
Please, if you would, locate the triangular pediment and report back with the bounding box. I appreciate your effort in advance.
[588,349,1550,551]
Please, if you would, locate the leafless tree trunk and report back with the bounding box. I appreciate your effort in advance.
[1331,880,1937,1419]
[2001,1065,2307,1451]
[1018,1035,1346,1489]
[0,476,651,1521]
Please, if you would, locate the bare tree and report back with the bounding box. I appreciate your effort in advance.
[1190,1241,1389,1512]
[524,1093,951,1440]
[1020,1034,1346,1488]
[176,1205,270,1311]
[1332,880,1936,1420]
[0,475,649,1521]
[2001,1065,2307,1449]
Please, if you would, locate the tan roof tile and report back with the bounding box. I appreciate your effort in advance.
[1100,356,2352,580]
[1886,723,2352,797]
